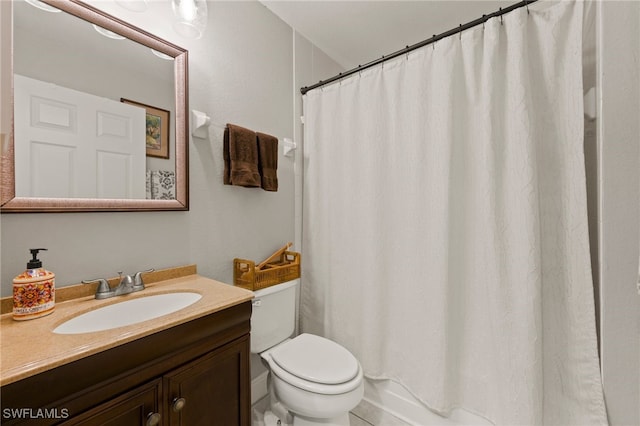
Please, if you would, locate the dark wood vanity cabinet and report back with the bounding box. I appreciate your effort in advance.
[1,302,251,426]
[164,339,247,425]
[61,379,162,426]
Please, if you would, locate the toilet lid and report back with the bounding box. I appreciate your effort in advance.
[271,333,359,385]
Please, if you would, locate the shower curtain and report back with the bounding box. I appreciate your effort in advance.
[301,1,607,425]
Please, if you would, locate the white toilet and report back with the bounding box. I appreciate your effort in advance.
[251,279,364,426]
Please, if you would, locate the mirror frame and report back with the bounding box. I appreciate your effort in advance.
[1,0,189,213]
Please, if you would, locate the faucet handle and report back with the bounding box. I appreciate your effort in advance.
[133,268,155,287]
[118,271,134,287]
[82,278,112,299]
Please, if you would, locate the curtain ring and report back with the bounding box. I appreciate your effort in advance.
[500,8,503,25]
[482,14,486,29]
[525,0,530,14]
[406,46,410,61]
[432,35,436,50]
[459,24,462,40]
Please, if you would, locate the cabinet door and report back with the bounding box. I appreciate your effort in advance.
[61,379,161,426]
[164,337,250,426]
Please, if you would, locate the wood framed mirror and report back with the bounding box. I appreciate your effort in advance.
[0,0,189,212]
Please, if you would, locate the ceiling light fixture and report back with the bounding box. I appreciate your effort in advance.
[92,24,126,40]
[24,0,61,13]
[114,0,149,13]
[171,0,208,39]
[151,49,175,61]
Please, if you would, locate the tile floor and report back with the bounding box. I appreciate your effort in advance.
[351,399,412,426]
[252,397,411,426]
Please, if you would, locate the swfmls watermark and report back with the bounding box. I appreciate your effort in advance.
[2,407,70,420]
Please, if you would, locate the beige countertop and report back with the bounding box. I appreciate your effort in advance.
[0,274,254,386]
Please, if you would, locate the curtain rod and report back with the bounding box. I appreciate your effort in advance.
[300,0,538,95]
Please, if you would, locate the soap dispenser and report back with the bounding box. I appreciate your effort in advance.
[12,248,55,321]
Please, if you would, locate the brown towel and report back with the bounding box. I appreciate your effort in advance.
[224,124,261,187]
[257,132,278,191]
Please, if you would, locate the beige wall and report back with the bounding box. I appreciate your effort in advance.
[0,1,340,296]
[0,1,10,158]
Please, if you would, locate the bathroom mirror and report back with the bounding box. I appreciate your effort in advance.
[1,0,189,212]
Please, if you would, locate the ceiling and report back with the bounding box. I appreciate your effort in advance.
[261,0,514,70]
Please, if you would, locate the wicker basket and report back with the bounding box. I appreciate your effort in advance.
[233,251,300,291]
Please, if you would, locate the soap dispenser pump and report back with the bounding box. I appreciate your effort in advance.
[12,248,56,321]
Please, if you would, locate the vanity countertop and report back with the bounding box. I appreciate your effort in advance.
[0,274,254,386]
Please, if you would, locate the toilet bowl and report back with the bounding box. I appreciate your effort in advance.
[262,334,364,423]
[251,279,364,425]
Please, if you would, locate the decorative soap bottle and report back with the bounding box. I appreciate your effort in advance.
[13,248,55,321]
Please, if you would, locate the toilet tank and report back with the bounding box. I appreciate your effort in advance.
[250,278,299,353]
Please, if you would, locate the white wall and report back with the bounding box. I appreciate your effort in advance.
[249,29,343,383]
[597,1,640,424]
[0,1,339,296]
[0,0,10,156]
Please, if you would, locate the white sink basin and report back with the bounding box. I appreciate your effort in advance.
[53,292,202,334]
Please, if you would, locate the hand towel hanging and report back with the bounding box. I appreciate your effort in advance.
[256,132,278,191]
[224,123,261,187]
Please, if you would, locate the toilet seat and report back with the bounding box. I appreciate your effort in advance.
[268,355,363,395]
[272,333,359,384]
[264,333,363,395]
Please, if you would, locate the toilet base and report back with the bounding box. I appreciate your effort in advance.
[264,409,351,426]
[293,412,351,426]
[263,409,283,426]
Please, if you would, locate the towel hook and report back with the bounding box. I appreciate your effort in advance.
[191,110,211,139]
[282,138,296,157]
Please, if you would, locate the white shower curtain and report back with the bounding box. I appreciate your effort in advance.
[301,2,607,425]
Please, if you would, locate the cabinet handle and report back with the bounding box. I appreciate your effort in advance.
[172,397,187,413]
[146,412,161,426]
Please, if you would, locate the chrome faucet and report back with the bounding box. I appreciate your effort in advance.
[83,269,155,300]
